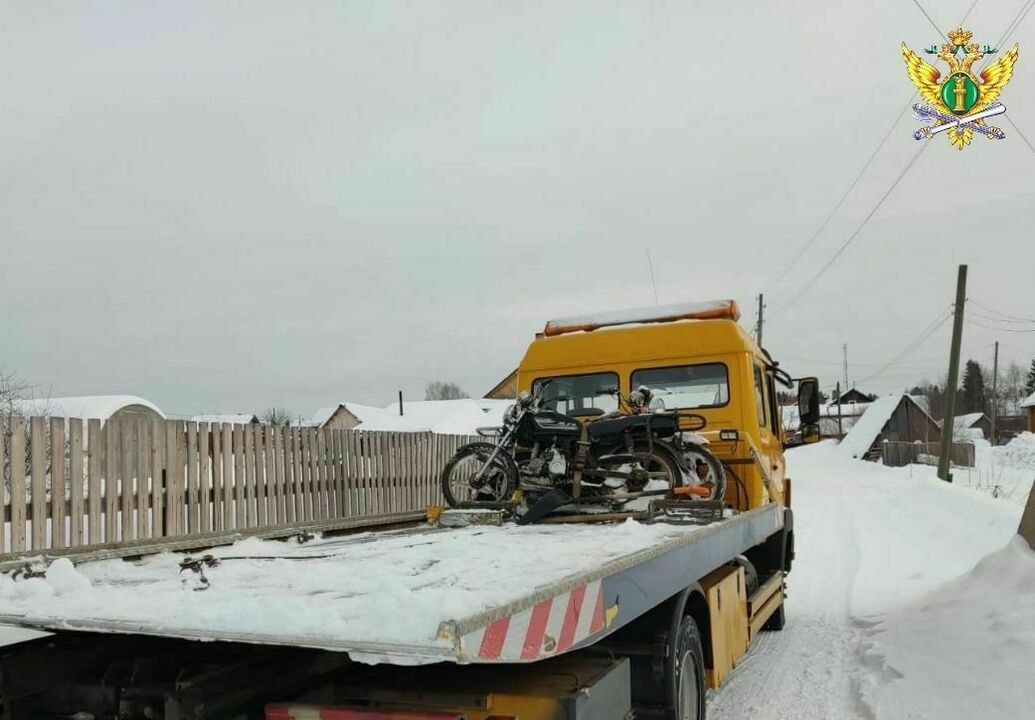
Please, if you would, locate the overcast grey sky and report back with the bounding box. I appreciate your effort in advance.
[2,1,1034,417]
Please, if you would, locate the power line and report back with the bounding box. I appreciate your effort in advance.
[779,355,944,369]
[965,318,1035,333]
[856,308,953,385]
[911,0,948,38]
[997,0,1035,48]
[970,299,1035,323]
[1005,115,1035,155]
[762,98,915,296]
[774,144,928,316]
[763,0,979,313]
[968,308,1035,325]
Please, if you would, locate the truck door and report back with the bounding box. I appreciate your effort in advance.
[752,364,784,504]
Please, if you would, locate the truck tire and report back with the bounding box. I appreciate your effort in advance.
[673,614,707,720]
[761,531,791,631]
[763,603,786,631]
[440,442,517,507]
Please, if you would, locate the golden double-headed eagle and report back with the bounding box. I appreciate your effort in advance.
[902,28,1018,149]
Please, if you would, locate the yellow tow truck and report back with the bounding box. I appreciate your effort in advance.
[0,300,820,720]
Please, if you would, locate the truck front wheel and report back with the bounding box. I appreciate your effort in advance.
[673,614,707,720]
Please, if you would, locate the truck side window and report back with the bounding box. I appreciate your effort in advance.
[766,373,780,432]
[753,365,767,428]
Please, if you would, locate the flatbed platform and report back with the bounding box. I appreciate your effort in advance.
[0,505,783,665]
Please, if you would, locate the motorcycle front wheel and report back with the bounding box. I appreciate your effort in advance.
[440,441,518,507]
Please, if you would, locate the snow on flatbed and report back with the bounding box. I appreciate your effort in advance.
[0,516,716,661]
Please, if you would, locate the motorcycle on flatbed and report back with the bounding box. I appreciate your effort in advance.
[440,382,726,521]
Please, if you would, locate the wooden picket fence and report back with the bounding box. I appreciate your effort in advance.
[1,416,475,559]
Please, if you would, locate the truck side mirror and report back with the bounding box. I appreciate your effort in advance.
[801,422,821,444]
[798,377,821,425]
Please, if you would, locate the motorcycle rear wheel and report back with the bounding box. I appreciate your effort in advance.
[597,443,684,492]
[440,442,518,507]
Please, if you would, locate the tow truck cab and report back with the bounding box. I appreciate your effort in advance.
[517,300,821,512]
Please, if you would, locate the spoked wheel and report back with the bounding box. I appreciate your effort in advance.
[440,442,518,507]
[622,443,684,491]
[679,444,726,502]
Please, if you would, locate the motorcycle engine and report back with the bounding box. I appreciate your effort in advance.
[545,448,568,477]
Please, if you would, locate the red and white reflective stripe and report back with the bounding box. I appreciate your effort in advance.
[466,579,606,662]
[267,704,463,720]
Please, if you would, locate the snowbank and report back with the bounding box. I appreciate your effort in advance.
[859,536,1035,720]
[992,432,1035,468]
[904,434,1035,509]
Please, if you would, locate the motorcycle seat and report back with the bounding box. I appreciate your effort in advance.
[587,413,677,440]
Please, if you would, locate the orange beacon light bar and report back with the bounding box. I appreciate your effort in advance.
[543,299,741,337]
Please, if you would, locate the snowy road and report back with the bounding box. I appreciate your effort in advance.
[709,441,1027,720]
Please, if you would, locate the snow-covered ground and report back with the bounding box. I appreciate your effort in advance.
[710,440,1032,720]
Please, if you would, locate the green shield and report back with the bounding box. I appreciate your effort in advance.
[941,72,980,115]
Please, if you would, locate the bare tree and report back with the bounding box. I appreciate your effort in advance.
[262,407,293,426]
[0,369,35,422]
[1002,362,1026,415]
[425,381,470,401]
[0,369,52,493]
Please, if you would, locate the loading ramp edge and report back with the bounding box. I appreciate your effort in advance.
[0,613,458,660]
[442,503,780,640]
[443,502,783,662]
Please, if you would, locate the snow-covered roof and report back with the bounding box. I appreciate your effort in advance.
[190,414,258,425]
[955,412,987,428]
[839,395,905,458]
[355,399,507,435]
[1022,391,1035,409]
[14,395,166,421]
[782,401,868,433]
[309,402,388,428]
[910,394,932,414]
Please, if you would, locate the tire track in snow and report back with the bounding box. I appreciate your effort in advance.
[709,452,868,719]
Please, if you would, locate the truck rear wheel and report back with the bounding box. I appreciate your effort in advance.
[673,614,707,720]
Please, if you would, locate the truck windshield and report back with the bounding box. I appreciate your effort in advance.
[631,363,730,409]
[533,372,619,416]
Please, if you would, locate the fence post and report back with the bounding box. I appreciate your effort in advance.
[9,417,26,552]
[87,419,101,543]
[0,417,6,555]
[50,417,66,549]
[30,417,46,551]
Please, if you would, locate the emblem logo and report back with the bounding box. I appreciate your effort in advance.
[902,28,1018,149]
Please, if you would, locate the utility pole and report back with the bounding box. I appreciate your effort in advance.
[842,344,849,390]
[756,294,765,346]
[992,340,999,445]
[938,264,968,482]
[398,390,404,416]
[836,382,844,438]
